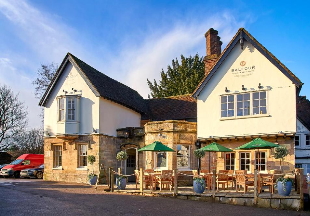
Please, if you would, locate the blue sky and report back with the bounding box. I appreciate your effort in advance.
[0,0,309,128]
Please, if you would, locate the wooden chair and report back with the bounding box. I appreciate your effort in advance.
[155,170,173,191]
[235,172,254,193]
[217,173,229,191]
[259,173,274,193]
[134,170,151,189]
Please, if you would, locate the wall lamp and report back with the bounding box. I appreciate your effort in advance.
[242,85,246,91]
[225,87,229,92]
[258,83,263,89]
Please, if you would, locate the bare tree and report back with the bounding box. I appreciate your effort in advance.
[12,128,44,154]
[0,85,28,150]
[32,63,58,99]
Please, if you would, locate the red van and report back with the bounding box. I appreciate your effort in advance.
[0,154,44,178]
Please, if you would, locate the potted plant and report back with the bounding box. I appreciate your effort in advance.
[193,176,206,193]
[193,149,206,193]
[273,146,288,171]
[275,176,294,196]
[87,155,98,185]
[194,149,205,175]
[116,151,128,190]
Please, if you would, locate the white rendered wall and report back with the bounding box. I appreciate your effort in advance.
[43,62,99,136]
[197,41,296,138]
[99,98,141,136]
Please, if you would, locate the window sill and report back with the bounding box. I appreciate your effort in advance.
[76,167,88,171]
[52,167,63,170]
[220,114,270,121]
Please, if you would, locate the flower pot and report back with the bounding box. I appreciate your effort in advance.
[116,177,127,190]
[88,176,98,185]
[193,179,205,193]
[277,180,292,196]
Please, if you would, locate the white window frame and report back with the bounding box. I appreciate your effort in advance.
[57,96,79,122]
[78,144,88,168]
[306,135,310,146]
[53,145,62,169]
[240,152,251,172]
[155,152,168,170]
[225,152,235,170]
[177,144,191,170]
[220,90,268,119]
[295,135,300,146]
[58,97,65,121]
[221,95,234,117]
[255,151,266,172]
[237,93,250,117]
[67,97,76,121]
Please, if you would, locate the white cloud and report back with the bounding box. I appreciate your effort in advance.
[107,13,245,98]
[0,0,81,62]
[0,57,42,129]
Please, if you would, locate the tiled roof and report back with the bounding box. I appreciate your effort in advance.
[193,28,303,98]
[297,96,310,130]
[143,94,197,121]
[40,53,147,114]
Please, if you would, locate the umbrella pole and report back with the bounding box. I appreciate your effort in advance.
[209,152,211,173]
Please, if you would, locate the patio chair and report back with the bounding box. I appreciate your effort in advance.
[155,170,173,191]
[259,173,274,193]
[217,173,229,191]
[134,170,151,189]
[235,172,254,193]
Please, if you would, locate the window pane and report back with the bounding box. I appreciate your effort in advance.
[260,107,267,114]
[253,108,259,115]
[157,152,167,167]
[253,100,259,107]
[221,111,227,117]
[221,103,227,110]
[228,110,234,117]
[260,100,266,106]
[221,96,227,103]
[253,92,259,99]
[228,95,234,102]
[260,92,266,99]
[228,103,234,109]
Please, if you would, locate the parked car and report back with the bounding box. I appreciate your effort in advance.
[20,164,44,179]
[0,164,8,178]
[1,154,44,178]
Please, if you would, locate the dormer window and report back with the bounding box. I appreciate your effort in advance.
[57,96,80,122]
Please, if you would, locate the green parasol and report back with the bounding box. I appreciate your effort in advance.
[199,142,233,172]
[200,142,233,152]
[236,138,279,171]
[138,141,175,152]
[236,138,279,150]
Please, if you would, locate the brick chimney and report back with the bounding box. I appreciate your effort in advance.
[204,28,222,75]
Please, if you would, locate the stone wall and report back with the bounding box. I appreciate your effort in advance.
[43,134,121,184]
[144,120,197,170]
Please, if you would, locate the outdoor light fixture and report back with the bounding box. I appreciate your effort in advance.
[63,89,68,94]
[242,85,246,91]
[258,83,263,89]
[225,87,229,92]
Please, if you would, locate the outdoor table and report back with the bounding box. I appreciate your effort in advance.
[146,172,161,190]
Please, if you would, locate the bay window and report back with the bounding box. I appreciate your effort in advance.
[57,96,80,122]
